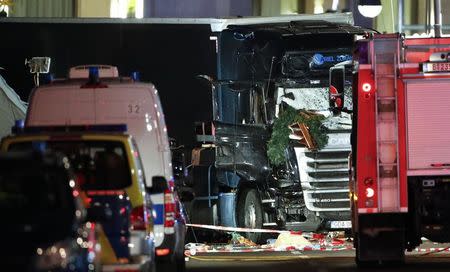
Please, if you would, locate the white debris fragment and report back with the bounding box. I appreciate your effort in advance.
[274,233,312,249]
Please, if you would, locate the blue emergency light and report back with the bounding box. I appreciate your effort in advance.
[32,141,47,153]
[15,119,24,129]
[131,71,140,82]
[81,66,108,88]
[43,73,55,84]
[11,119,25,134]
[89,67,99,82]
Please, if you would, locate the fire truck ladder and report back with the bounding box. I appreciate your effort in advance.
[372,36,402,213]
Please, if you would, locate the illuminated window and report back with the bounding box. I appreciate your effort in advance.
[110,0,143,18]
[314,0,324,14]
[0,0,10,17]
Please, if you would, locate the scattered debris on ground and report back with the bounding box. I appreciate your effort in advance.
[273,232,312,249]
[185,231,352,256]
[185,231,450,258]
[231,233,257,247]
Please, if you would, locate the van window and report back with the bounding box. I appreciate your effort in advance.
[9,140,132,190]
[0,167,74,215]
[0,161,75,244]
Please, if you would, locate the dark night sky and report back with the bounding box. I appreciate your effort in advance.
[0,22,216,146]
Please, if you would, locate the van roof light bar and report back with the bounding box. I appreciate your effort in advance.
[69,65,119,79]
[79,66,109,89]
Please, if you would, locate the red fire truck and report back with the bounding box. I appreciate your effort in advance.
[331,32,450,264]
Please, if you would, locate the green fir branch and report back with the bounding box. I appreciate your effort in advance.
[267,106,328,166]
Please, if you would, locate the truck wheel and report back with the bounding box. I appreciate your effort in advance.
[237,188,263,243]
[354,233,377,267]
[355,218,405,267]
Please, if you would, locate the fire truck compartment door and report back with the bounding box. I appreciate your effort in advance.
[406,80,450,174]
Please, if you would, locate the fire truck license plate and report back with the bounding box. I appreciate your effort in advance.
[423,62,450,73]
[330,220,352,229]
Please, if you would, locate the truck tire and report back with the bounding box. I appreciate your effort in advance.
[354,233,377,267]
[355,214,406,266]
[237,188,263,243]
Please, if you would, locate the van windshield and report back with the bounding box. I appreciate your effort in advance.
[9,140,132,190]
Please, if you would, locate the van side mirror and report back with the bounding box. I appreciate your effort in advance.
[329,66,345,114]
[150,176,168,194]
[179,190,194,202]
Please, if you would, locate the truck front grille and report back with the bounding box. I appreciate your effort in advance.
[294,144,351,213]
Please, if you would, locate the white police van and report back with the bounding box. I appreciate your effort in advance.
[26,65,186,272]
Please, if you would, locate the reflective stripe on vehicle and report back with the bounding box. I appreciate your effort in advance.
[98,225,119,264]
[153,204,164,225]
[150,193,165,247]
[91,195,131,261]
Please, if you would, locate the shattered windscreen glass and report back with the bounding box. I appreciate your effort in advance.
[276,86,353,112]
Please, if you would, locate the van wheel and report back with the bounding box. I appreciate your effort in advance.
[237,188,263,243]
[176,252,186,272]
[149,261,156,272]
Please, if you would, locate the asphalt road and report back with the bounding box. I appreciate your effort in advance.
[186,244,450,272]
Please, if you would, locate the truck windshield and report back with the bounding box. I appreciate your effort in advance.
[8,140,132,190]
[277,86,353,112]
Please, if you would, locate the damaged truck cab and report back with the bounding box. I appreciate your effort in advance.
[185,13,369,240]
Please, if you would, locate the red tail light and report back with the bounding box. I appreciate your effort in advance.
[361,82,373,100]
[362,82,372,92]
[365,188,375,198]
[156,248,170,256]
[168,179,175,192]
[164,189,176,229]
[130,205,147,231]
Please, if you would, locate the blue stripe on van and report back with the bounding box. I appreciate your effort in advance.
[153,204,164,225]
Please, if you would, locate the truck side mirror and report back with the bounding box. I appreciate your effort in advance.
[329,66,345,114]
[150,176,169,194]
